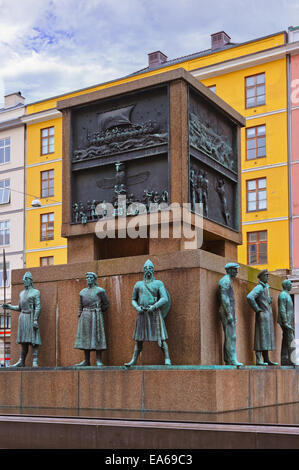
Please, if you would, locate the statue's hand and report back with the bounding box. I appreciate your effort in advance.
[147,305,155,313]
[137,306,144,314]
[2,303,11,310]
[226,315,234,325]
[33,321,39,330]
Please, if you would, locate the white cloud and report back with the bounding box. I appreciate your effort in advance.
[0,0,298,104]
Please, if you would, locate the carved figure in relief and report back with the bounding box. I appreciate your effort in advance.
[216,177,230,225]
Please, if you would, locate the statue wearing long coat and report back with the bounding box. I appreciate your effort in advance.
[247,280,275,351]
[74,286,109,351]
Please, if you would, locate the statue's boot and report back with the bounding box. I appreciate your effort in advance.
[288,345,297,366]
[32,347,39,367]
[230,359,243,366]
[96,350,104,367]
[75,350,90,367]
[256,352,268,366]
[262,351,278,366]
[124,344,141,367]
[162,341,172,365]
[10,344,28,367]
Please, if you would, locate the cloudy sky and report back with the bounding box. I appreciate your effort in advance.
[0,0,298,105]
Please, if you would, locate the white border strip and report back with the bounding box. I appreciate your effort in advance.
[242,217,288,225]
[245,108,286,120]
[242,162,287,173]
[27,158,62,168]
[26,245,67,253]
[26,202,62,210]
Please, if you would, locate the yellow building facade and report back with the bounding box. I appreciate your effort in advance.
[24,31,290,272]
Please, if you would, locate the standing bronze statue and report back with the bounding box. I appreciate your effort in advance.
[125,259,171,367]
[74,272,109,366]
[278,279,296,366]
[247,269,278,366]
[217,262,243,366]
[2,272,41,367]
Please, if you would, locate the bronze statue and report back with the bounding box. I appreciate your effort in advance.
[217,263,243,366]
[125,259,171,366]
[247,269,278,366]
[278,280,296,366]
[74,272,109,366]
[2,272,41,367]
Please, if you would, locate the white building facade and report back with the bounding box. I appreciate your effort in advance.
[0,92,26,365]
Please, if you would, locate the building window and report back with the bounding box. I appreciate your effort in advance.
[40,256,54,266]
[247,178,267,212]
[247,231,267,265]
[41,213,54,241]
[41,170,54,198]
[208,85,216,93]
[0,138,10,164]
[0,221,10,246]
[246,125,266,160]
[0,261,10,287]
[0,312,11,329]
[245,73,265,108]
[0,179,10,204]
[41,127,54,155]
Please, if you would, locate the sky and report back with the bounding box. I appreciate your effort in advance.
[0,0,298,106]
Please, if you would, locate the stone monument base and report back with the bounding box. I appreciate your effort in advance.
[0,366,298,414]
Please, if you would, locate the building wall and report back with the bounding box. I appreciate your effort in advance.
[200,59,289,272]
[25,116,66,267]
[24,31,289,273]
[0,124,25,295]
[0,103,25,364]
[291,54,299,269]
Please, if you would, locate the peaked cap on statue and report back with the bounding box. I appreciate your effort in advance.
[23,272,33,280]
[144,259,154,270]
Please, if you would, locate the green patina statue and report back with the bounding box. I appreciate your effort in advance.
[217,262,243,366]
[2,272,41,367]
[278,279,296,366]
[74,272,109,367]
[125,259,171,367]
[247,269,278,366]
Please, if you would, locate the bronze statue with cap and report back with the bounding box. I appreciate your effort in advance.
[2,272,41,367]
[74,272,109,366]
[247,269,278,366]
[278,279,296,366]
[125,259,171,367]
[217,262,243,366]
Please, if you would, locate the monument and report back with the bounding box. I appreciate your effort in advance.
[2,272,41,367]
[3,69,296,426]
[74,271,109,367]
[124,259,171,367]
[247,269,278,366]
[217,262,243,366]
[278,279,296,366]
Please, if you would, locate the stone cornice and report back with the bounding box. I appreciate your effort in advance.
[21,108,62,125]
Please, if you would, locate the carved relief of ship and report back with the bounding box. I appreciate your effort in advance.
[73,104,168,162]
[189,112,236,172]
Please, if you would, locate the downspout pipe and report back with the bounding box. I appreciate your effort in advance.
[287,50,293,273]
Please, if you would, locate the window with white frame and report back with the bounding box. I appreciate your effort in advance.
[0,138,10,165]
[0,179,10,204]
[0,221,10,246]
